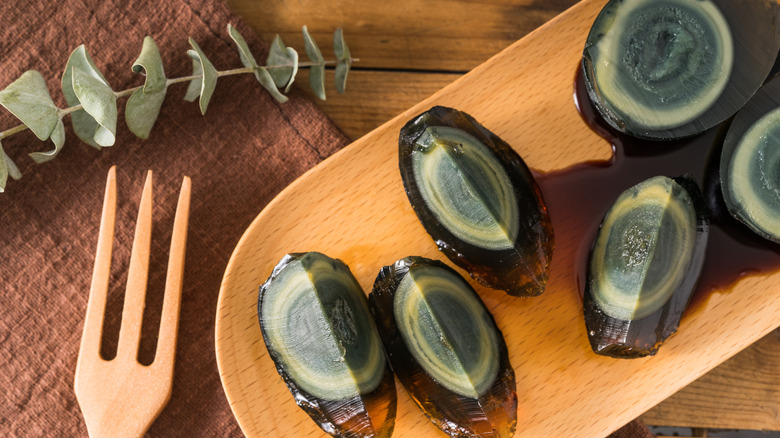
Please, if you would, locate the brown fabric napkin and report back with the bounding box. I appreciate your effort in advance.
[0,0,346,436]
[0,0,655,437]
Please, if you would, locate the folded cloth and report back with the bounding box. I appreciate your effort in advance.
[0,0,655,437]
[0,0,346,436]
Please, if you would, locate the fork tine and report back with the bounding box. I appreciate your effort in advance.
[153,176,191,371]
[77,166,117,363]
[116,170,153,361]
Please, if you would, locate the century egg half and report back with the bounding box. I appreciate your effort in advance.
[584,176,709,358]
[582,0,780,140]
[258,252,396,438]
[720,74,780,244]
[368,256,516,438]
[398,106,554,297]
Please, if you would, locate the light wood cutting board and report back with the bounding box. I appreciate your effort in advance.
[214,0,780,436]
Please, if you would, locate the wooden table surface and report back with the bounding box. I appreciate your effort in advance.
[226,0,780,433]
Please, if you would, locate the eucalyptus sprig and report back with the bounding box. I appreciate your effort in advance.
[0,24,355,192]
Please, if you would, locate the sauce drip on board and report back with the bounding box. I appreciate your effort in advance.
[535,68,780,317]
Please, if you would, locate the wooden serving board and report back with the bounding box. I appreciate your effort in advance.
[214,0,780,436]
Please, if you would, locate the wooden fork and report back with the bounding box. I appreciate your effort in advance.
[75,166,191,438]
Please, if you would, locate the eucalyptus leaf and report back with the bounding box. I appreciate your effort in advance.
[6,152,20,181]
[61,45,111,148]
[0,141,21,193]
[333,28,351,93]
[29,118,65,163]
[126,36,167,139]
[334,61,349,94]
[333,28,351,62]
[308,64,326,100]
[227,24,291,101]
[255,67,289,103]
[0,152,6,193]
[186,39,218,115]
[302,25,326,100]
[280,47,298,93]
[0,151,8,193]
[227,23,259,70]
[0,70,59,141]
[71,66,117,147]
[267,35,299,92]
[184,54,203,102]
[126,87,166,139]
[133,36,166,94]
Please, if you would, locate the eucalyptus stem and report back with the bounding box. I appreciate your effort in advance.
[0,123,29,141]
[0,104,86,141]
[166,74,202,86]
[0,60,347,142]
[0,25,356,192]
[114,85,144,99]
[60,104,84,116]
[216,67,254,77]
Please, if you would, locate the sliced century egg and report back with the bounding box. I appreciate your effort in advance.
[720,74,780,243]
[368,256,516,438]
[582,0,780,139]
[258,252,396,438]
[398,106,554,297]
[584,176,709,358]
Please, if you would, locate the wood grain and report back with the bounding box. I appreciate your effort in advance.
[216,1,780,436]
[643,329,780,431]
[226,0,580,71]
[298,70,459,140]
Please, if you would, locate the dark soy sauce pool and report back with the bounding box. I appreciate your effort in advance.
[534,67,780,315]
